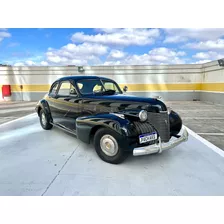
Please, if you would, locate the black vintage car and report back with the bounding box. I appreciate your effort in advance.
[35,76,188,164]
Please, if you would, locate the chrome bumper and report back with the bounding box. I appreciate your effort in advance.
[133,127,189,156]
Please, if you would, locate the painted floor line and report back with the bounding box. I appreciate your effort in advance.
[197,133,224,136]
[183,117,224,120]
[0,113,36,127]
[0,117,18,119]
[0,108,36,114]
[183,125,224,157]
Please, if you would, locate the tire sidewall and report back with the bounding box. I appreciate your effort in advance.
[94,128,128,164]
[39,109,52,130]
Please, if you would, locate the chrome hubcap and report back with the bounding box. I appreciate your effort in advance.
[100,134,118,157]
[41,112,47,126]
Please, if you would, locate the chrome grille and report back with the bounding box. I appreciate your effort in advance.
[130,121,155,136]
[147,112,170,142]
[127,121,157,146]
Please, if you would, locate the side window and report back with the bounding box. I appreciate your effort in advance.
[50,82,59,95]
[58,81,78,97]
[103,82,119,92]
[77,83,83,90]
[93,84,103,92]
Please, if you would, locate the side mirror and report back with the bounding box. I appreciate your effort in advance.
[123,86,128,92]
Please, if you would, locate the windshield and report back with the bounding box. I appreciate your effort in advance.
[76,79,122,95]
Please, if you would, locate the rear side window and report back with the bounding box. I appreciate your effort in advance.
[58,81,78,96]
[58,82,70,96]
[50,82,59,95]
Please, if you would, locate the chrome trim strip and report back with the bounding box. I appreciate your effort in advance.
[51,122,77,136]
[133,127,188,156]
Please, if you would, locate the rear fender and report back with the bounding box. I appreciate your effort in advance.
[36,99,52,122]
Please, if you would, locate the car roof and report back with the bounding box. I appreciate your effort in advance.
[55,75,114,82]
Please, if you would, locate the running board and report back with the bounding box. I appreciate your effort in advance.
[50,122,77,136]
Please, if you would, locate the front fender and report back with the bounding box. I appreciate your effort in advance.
[76,113,131,144]
[169,110,183,136]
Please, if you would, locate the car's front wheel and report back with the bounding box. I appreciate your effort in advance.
[93,128,128,164]
[39,109,53,130]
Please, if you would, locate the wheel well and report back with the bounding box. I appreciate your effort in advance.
[89,125,104,143]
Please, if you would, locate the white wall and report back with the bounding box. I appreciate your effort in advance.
[200,60,224,104]
[0,60,223,103]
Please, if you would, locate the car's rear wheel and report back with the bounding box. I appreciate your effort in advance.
[39,109,53,130]
[93,128,128,164]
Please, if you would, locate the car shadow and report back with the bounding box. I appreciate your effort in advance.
[50,125,174,165]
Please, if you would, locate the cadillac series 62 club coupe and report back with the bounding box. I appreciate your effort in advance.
[35,76,188,164]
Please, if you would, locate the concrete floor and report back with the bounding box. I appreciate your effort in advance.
[0,105,224,195]
[0,101,37,125]
[166,101,224,150]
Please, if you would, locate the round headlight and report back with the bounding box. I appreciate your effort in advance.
[139,110,148,121]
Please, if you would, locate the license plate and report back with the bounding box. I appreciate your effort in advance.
[139,132,157,144]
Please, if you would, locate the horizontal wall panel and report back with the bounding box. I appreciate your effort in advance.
[0,74,202,85]
[11,85,51,92]
[201,83,224,92]
[0,64,202,71]
[202,60,219,67]
[111,74,202,84]
[10,92,46,101]
[81,64,203,70]
[203,66,224,73]
[10,83,202,92]
[0,67,77,72]
[0,69,202,76]
[119,83,201,91]
[200,92,224,105]
[202,70,224,83]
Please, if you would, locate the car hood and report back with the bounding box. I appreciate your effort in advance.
[84,93,167,111]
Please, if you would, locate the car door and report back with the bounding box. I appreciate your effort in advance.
[76,79,103,117]
[47,81,62,124]
[49,80,81,131]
